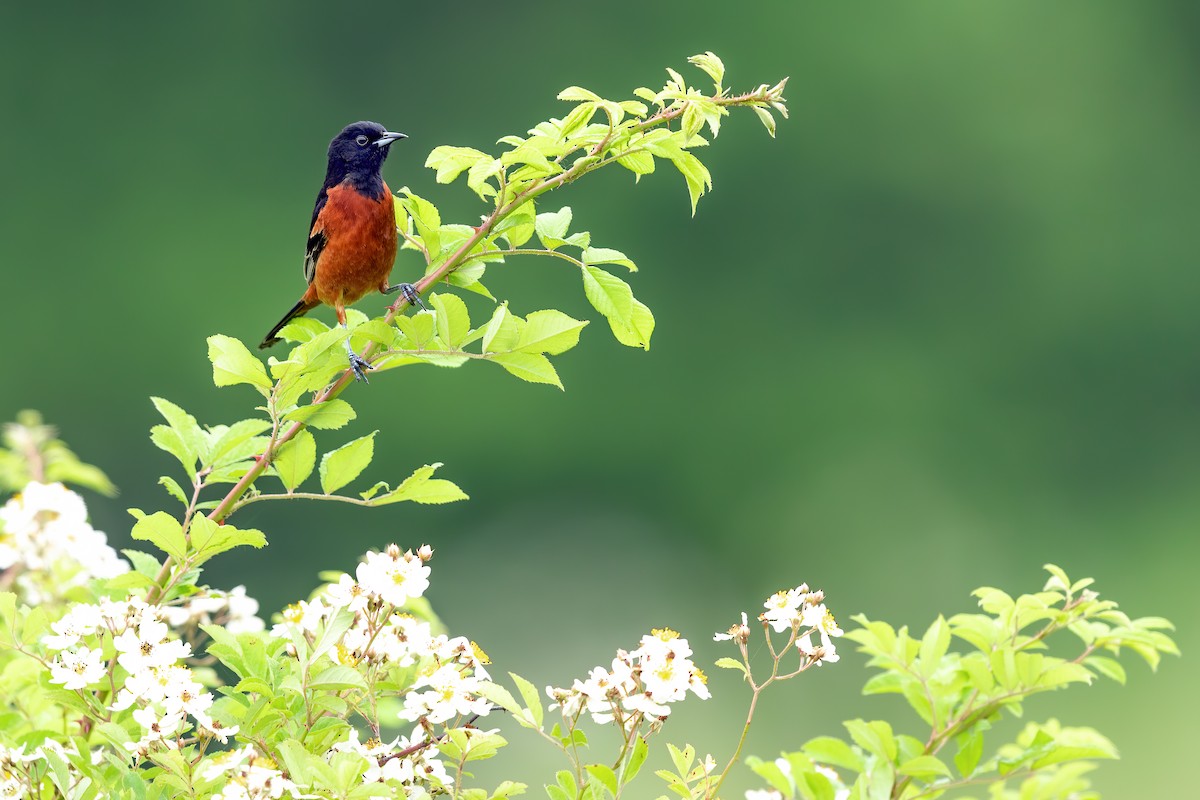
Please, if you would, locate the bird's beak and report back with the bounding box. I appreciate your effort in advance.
[375,131,407,147]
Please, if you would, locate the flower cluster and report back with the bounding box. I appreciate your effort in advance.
[0,481,127,604]
[328,727,455,792]
[717,583,843,666]
[43,596,238,756]
[201,745,309,799]
[270,544,493,730]
[547,628,710,729]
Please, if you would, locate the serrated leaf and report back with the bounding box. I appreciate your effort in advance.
[581,266,633,326]
[130,512,187,561]
[714,657,748,676]
[535,207,572,250]
[1084,655,1126,685]
[625,735,649,785]
[585,765,617,797]
[311,665,367,691]
[319,432,377,495]
[954,730,983,777]
[581,247,637,272]
[273,429,316,491]
[752,106,777,138]
[688,51,725,88]
[491,352,562,389]
[371,463,468,505]
[284,399,357,430]
[158,475,188,505]
[430,292,471,348]
[510,672,544,730]
[208,335,272,390]
[188,516,267,566]
[607,299,654,350]
[515,311,587,355]
[207,419,272,467]
[481,304,521,354]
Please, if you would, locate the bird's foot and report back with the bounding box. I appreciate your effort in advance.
[348,351,373,383]
[384,282,428,311]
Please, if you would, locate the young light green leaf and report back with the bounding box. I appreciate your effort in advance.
[207,335,272,391]
[370,463,468,505]
[585,765,618,798]
[130,512,187,562]
[491,352,562,389]
[207,419,272,467]
[481,304,521,354]
[319,432,377,495]
[273,429,316,491]
[430,292,471,348]
[425,145,491,185]
[606,298,655,350]
[510,672,544,731]
[284,399,357,430]
[688,51,725,89]
[188,516,267,566]
[158,475,189,506]
[535,207,572,250]
[515,311,587,355]
[581,247,637,272]
[581,266,633,327]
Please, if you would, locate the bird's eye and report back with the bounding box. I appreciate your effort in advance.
[355,134,370,146]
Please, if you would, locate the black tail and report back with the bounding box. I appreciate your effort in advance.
[259,299,316,349]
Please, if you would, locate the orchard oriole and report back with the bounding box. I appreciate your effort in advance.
[259,120,424,381]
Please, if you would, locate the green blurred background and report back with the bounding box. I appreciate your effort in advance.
[2,1,1195,795]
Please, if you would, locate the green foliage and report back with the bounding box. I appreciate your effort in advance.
[747,565,1179,800]
[0,410,115,496]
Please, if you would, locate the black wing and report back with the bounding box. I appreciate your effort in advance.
[304,189,329,284]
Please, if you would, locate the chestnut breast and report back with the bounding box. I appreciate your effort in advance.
[310,180,398,307]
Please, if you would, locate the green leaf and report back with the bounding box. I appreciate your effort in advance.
[158,475,188,505]
[188,516,267,566]
[582,266,632,326]
[284,399,357,430]
[1084,655,1126,685]
[510,672,544,731]
[130,512,187,561]
[625,735,649,785]
[208,335,272,391]
[688,51,725,88]
[608,299,655,350]
[535,207,573,250]
[430,292,471,348]
[481,304,521,354]
[918,615,951,680]
[515,310,587,355]
[557,86,602,102]
[491,352,562,389]
[804,736,864,772]
[897,755,952,780]
[752,106,777,138]
[207,419,272,468]
[426,145,491,184]
[954,730,984,777]
[714,657,748,676]
[844,719,897,763]
[581,247,637,272]
[370,463,468,505]
[273,429,316,491]
[151,397,207,463]
[495,201,535,248]
[311,665,368,691]
[399,189,442,258]
[585,765,618,797]
[319,432,377,494]
[616,150,655,178]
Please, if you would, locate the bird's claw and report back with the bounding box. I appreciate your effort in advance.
[348,352,373,383]
[385,282,428,312]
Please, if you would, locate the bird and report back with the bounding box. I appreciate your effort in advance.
[259,120,424,382]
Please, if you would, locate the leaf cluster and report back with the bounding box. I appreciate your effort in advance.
[747,565,1179,800]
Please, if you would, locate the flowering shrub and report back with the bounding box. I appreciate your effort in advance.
[0,54,1178,799]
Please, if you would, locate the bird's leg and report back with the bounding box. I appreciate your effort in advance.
[383,282,428,312]
[337,302,372,383]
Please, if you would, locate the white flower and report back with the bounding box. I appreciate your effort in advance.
[797,631,840,664]
[49,646,106,690]
[744,791,783,800]
[762,586,808,632]
[356,548,431,607]
[43,603,103,651]
[324,573,371,614]
[400,663,490,724]
[113,617,191,674]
